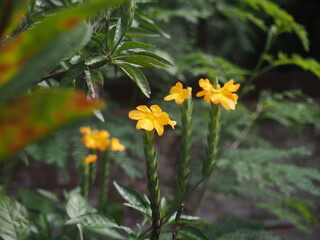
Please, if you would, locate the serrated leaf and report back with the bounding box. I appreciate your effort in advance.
[113,182,150,217]
[0,90,104,159]
[66,192,96,219]
[0,194,30,240]
[179,225,210,240]
[115,41,154,53]
[114,62,150,98]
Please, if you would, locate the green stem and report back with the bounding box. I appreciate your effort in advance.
[81,164,90,198]
[173,98,193,206]
[171,97,193,239]
[143,131,162,240]
[202,102,221,178]
[98,150,111,211]
[249,26,277,84]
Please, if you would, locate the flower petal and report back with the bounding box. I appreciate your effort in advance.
[150,105,163,115]
[153,120,164,136]
[136,105,151,113]
[129,110,146,120]
[136,119,154,131]
[223,79,240,92]
[80,126,91,135]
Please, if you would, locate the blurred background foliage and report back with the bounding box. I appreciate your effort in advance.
[0,0,320,239]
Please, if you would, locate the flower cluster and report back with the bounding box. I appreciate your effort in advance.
[80,126,125,165]
[128,79,240,136]
[196,79,240,110]
[128,105,176,136]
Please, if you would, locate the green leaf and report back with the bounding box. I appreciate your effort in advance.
[125,27,160,38]
[115,54,170,68]
[0,0,28,39]
[16,189,53,214]
[0,0,124,104]
[66,212,119,229]
[61,62,86,87]
[115,62,150,98]
[135,12,170,38]
[119,0,135,32]
[218,5,267,31]
[113,182,150,217]
[0,193,30,240]
[66,192,96,219]
[0,90,104,159]
[265,52,320,78]
[242,0,309,50]
[179,225,210,240]
[130,51,172,67]
[115,41,154,53]
[0,24,91,104]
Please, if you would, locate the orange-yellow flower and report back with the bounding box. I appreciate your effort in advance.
[110,138,125,151]
[196,79,240,110]
[128,105,176,136]
[164,82,192,104]
[83,154,97,165]
[80,127,109,151]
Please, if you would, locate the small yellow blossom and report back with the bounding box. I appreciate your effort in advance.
[80,127,109,151]
[196,79,240,110]
[128,105,176,136]
[110,138,125,151]
[83,154,97,166]
[164,82,192,104]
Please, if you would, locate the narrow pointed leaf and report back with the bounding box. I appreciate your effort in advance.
[125,27,160,37]
[0,0,124,104]
[0,90,104,159]
[179,225,210,240]
[131,51,172,67]
[114,63,150,98]
[115,41,154,53]
[0,194,30,240]
[113,182,150,216]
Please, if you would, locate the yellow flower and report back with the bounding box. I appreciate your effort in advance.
[83,154,97,166]
[196,78,215,103]
[110,138,125,151]
[80,127,110,151]
[128,105,176,136]
[164,82,192,104]
[196,79,240,110]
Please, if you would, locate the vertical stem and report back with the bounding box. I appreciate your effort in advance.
[81,164,90,198]
[249,26,277,84]
[171,96,193,239]
[202,102,221,178]
[99,149,110,211]
[143,131,162,240]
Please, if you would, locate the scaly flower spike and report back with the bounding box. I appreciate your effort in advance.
[129,105,176,240]
[164,82,193,239]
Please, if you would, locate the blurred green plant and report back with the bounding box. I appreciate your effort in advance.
[1,0,320,240]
